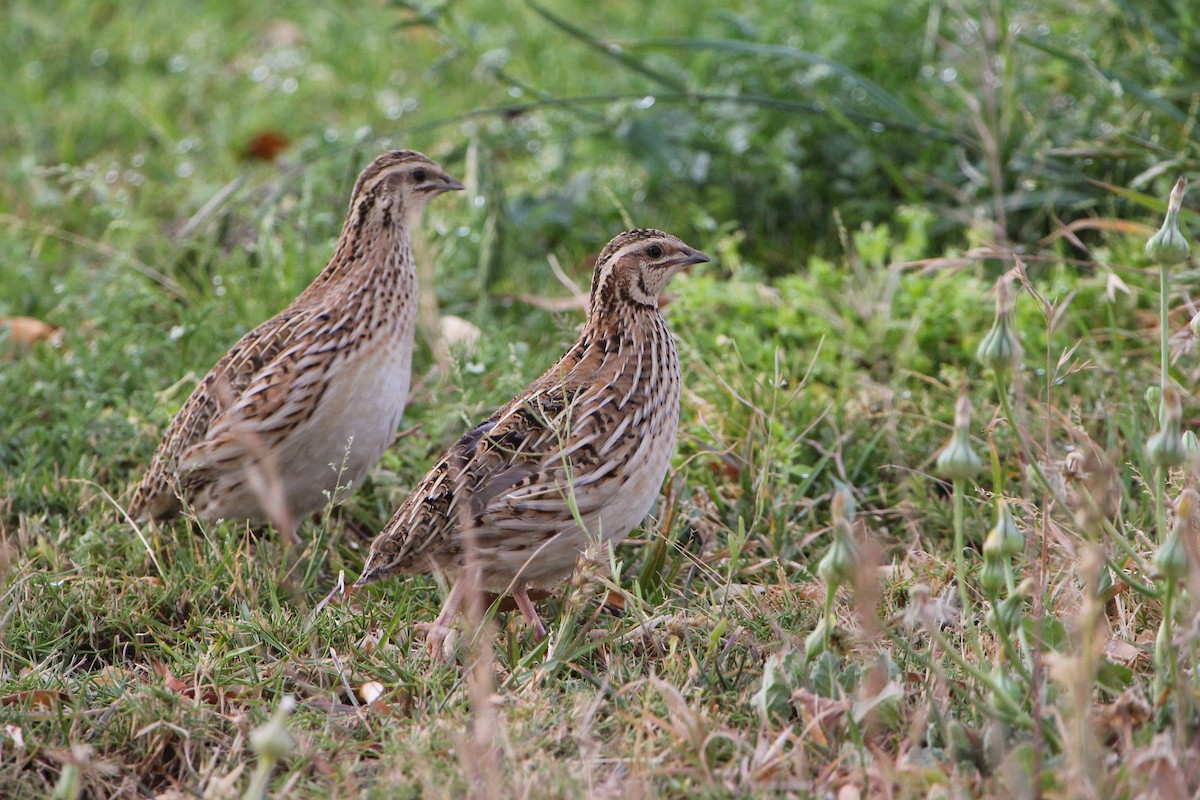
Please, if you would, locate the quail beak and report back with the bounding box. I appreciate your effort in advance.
[675,246,710,272]
[442,176,465,192]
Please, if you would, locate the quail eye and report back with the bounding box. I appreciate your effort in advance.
[412,168,428,183]
[647,244,663,259]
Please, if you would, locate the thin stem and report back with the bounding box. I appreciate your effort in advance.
[1160,263,1169,401]
[953,477,971,626]
[1155,580,1177,700]
[821,582,836,652]
[1157,262,1169,548]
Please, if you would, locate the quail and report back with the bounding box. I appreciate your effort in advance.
[356,229,708,658]
[129,150,463,525]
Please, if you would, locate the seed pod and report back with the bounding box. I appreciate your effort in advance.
[937,395,983,480]
[983,499,1024,559]
[1145,177,1191,266]
[817,525,858,589]
[979,552,1007,595]
[1146,388,1186,468]
[977,279,1022,374]
[1156,489,1196,582]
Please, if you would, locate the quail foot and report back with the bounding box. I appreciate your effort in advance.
[355,229,708,660]
[129,150,463,526]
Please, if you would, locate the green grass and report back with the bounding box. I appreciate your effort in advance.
[3,0,1200,797]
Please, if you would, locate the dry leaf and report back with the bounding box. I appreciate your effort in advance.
[1,316,62,348]
[0,689,68,711]
[1103,638,1143,668]
[240,131,290,162]
[792,687,844,748]
[1092,688,1151,746]
[90,665,137,691]
[153,659,241,705]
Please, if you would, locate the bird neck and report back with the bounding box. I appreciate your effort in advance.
[298,205,416,303]
[578,300,669,369]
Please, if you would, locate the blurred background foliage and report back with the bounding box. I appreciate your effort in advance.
[3,0,1198,282]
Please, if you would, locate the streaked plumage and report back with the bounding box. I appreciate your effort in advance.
[129,150,462,524]
[356,229,709,658]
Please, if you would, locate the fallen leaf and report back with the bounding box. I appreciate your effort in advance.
[602,590,626,612]
[791,687,844,748]
[1,316,62,348]
[1092,688,1151,746]
[0,689,68,710]
[240,131,290,162]
[90,665,137,692]
[1103,638,1143,668]
[152,659,241,705]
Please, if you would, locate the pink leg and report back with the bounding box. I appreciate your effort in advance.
[513,585,547,641]
[417,579,468,663]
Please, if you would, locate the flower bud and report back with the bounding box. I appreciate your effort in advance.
[1145,386,1162,418]
[817,525,858,589]
[1145,177,1191,266]
[1156,529,1188,583]
[1157,489,1196,582]
[979,552,1007,595]
[250,695,296,761]
[1146,387,1186,468]
[937,395,983,481]
[982,499,1023,559]
[976,279,1022,374]
[1183,430,1200,456]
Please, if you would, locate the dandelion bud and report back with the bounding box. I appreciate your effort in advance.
[1146,387,1186,468]
[1145,177,1191,266]
[937,395,983,481]
[1183,430,1200,456]
[250,695,296,761]
[977,280,1022,374]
